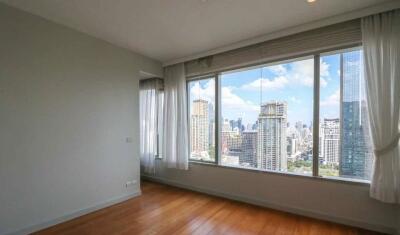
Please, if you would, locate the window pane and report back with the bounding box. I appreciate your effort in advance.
[319,53,341,177]
[188,78,215,162]
[220,57,314,175]
[319,49,373,180]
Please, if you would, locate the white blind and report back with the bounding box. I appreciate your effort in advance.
[185,19,361,77]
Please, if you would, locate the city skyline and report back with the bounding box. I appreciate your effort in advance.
[189,55,341,127]
[189,49,372,179]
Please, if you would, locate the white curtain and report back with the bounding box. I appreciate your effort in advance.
[163,63,189,170]
[362,9,400,203]
[140,79,162,174]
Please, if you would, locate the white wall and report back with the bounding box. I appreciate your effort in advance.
[145,161,398,234]
[0,3,162,235]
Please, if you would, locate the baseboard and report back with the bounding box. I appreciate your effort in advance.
[142,175,396,235]
[6,190,141,235]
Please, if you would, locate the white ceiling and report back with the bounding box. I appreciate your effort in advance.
[2,0,398,64]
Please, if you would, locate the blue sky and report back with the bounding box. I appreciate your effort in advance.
[189,52,361,127]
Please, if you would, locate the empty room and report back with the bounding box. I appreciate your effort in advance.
[1,0,400,234]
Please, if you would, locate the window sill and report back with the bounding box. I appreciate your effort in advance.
[189,160,370,186]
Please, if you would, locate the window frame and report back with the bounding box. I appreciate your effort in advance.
[187,75,219,164]
[186,44,371,185]
[155,83,164,159]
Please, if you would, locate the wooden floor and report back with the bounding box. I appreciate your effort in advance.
[34,181,383,235]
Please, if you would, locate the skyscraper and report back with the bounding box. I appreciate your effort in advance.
[228,118,244,132]
[240,130,258,167]
[287,136,297,161]
[222,118,231,132]
[295,121,303,133]
[257,101,287,171]
[220,128,241,165]
[320,118,340,165]
[339,51,372,179]
[208,103,215,147]
[190,99,209,158]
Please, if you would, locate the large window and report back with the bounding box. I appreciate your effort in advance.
[188,47,372,181]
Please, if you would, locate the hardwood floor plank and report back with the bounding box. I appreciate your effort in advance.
[175,198,228,235]
[33,181,385,235]
[206,202,248,235]
[122,194,210,234]
[258,210,283,234]
[146,197,222,235]
[293,217,313,235]
[228,205,267,235]
[191,201,237,235]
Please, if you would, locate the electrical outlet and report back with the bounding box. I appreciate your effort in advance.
[125,180,137,188]
[126,137,133,143]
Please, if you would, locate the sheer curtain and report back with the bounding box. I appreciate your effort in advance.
[163,63,189,170]
[139,78,162,174]
[362,10,400,203]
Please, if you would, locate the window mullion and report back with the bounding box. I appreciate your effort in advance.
[313,54,320,177]
[215,74,221,165]
[339,53,344,175]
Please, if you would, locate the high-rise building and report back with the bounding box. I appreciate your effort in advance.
[295,121,303,133]
[240,130,258,167]
[209,120,215,147]
[319,118,340,165]
[221,130,241,154]
[222,118,231,132]
[287,137,297,160]
[252,121,258,130]
[257,101,287,171]
[208,104,215,147]
[221,129,241,165]
[228,118,245,133]
[190,99,209,157]
[237,118,244,133]
[339,51,372,179]
[229,119,236,131]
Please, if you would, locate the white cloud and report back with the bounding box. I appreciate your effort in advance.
[320,61,330,87]
[267,64,287,75]
[190,80,215,105]
[240,59,330,90]
[320,78,328,87]
[289,59,314,87]
[221,87,260,124]
[320,61,329,77]
[289,96,301,104]
[321,89,340,107]
[290,59,329,87]
[241,76,289,91]
[221,87,259,114]
[190,80,258,123]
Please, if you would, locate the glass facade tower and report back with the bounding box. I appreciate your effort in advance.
[339,50,372,179]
